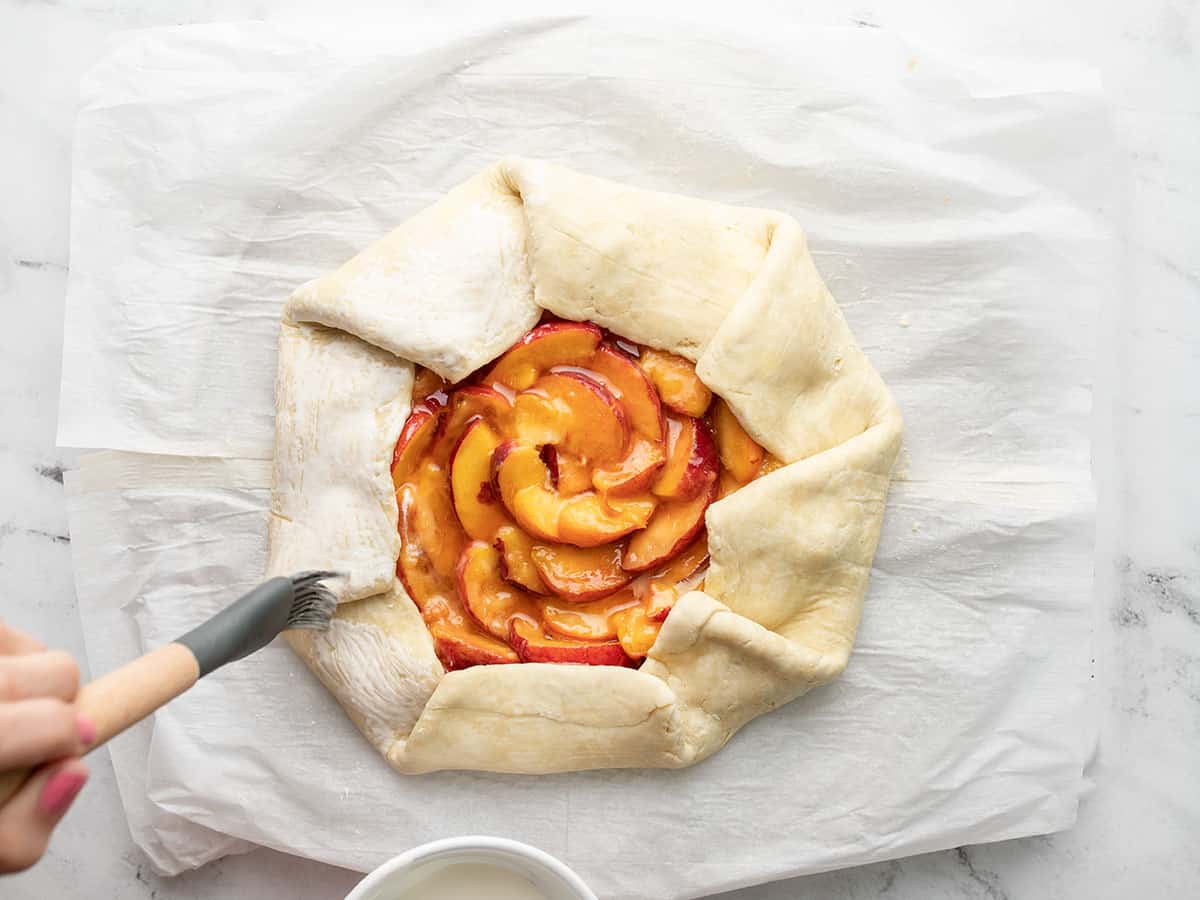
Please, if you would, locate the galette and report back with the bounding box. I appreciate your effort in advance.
[267,159,902,774]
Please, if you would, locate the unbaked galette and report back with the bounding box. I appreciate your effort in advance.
[267,159,902,774]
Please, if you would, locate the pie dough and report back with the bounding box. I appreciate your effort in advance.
[266,159,902,774]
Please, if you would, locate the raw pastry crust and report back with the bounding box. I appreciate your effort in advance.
[267,159,902,773]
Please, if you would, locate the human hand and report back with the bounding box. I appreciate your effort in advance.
[0,621,94,873]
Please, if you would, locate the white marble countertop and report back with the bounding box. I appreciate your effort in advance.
[1,1,1196,898]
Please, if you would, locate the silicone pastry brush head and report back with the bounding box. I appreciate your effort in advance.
[286,570,341,630]
[179,571,342,677]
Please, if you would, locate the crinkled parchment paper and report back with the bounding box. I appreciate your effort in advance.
[59,18,1110,900]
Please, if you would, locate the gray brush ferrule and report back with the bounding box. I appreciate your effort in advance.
[177,577,296,677]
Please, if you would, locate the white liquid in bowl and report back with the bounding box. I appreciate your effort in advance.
[384,862,548,900]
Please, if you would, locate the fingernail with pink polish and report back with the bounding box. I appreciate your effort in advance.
[76,714,96,746]
[39,770,88,816]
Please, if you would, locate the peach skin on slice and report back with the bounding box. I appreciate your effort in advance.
[494,524,548,594]
[585,343,664,441]
[428,622,519,670]
[450,418,509,542]
[541,588,639,641]
[457,541,542,642]
[391,399,442,488]
[652,416,718,501]
[508,618,635,667]
[593,436,666,496]
[712,397,765,484]
[638,347,712,417]
[485,321,603,391]
[513,371,629,464]
[530,542,632,601]
[622,479,715,573]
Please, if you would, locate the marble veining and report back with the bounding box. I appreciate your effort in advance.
[2,1,1197,899]
[953,847,1009,900]
[1117,560,1200,627]
[1,525,71,545]
[35,463,66,484]
[13,258,68,272]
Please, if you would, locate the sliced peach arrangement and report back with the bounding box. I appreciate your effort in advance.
[392,319,777,671]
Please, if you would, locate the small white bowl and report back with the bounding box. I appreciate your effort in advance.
[344,836,598,900]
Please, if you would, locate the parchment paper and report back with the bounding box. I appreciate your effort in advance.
[59,17,1111,900]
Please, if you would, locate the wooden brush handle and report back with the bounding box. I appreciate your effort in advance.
[74,643,200,745]
[0,643,199,807]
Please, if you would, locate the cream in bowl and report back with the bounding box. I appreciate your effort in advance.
[344,836,596,900]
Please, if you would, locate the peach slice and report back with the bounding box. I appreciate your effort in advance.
[655,533,710,583]
[558,454,594,495]
[412,367,449,403]
[433,385,512,464]
[513,371,629,464]
[542,588,639,641]
[712,398,765,484]
[557,492,656,548]
[486,321,603,391]
[593,436,666,496]
[717,469,741,500]
[652,416,718,501]
[642,534,710,622]
[585,344,664,441]
[530,542,632,601]
[638,348,712,416]
[391,400,442,487]
[397,462,466,580]
[492,441,562,542]
[450,419,509,541]
[494,524,547,594]
[509,618,634,667]
[622,479,715,573]
[493,441,656,546]
[450,384,511,424]
[611,605,662,659]
[428,622,519,670]
[541,444,593,496]
[457,541,542,641]
[395,484,448,613]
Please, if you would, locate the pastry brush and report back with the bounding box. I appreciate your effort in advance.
[0,571,339,806]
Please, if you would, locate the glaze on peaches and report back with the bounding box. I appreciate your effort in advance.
[392,320,775,670]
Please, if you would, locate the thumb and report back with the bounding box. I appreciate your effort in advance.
[0,759,89,873]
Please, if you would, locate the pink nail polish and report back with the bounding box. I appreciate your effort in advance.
[39,770,87,816]
[77,714,96,746]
